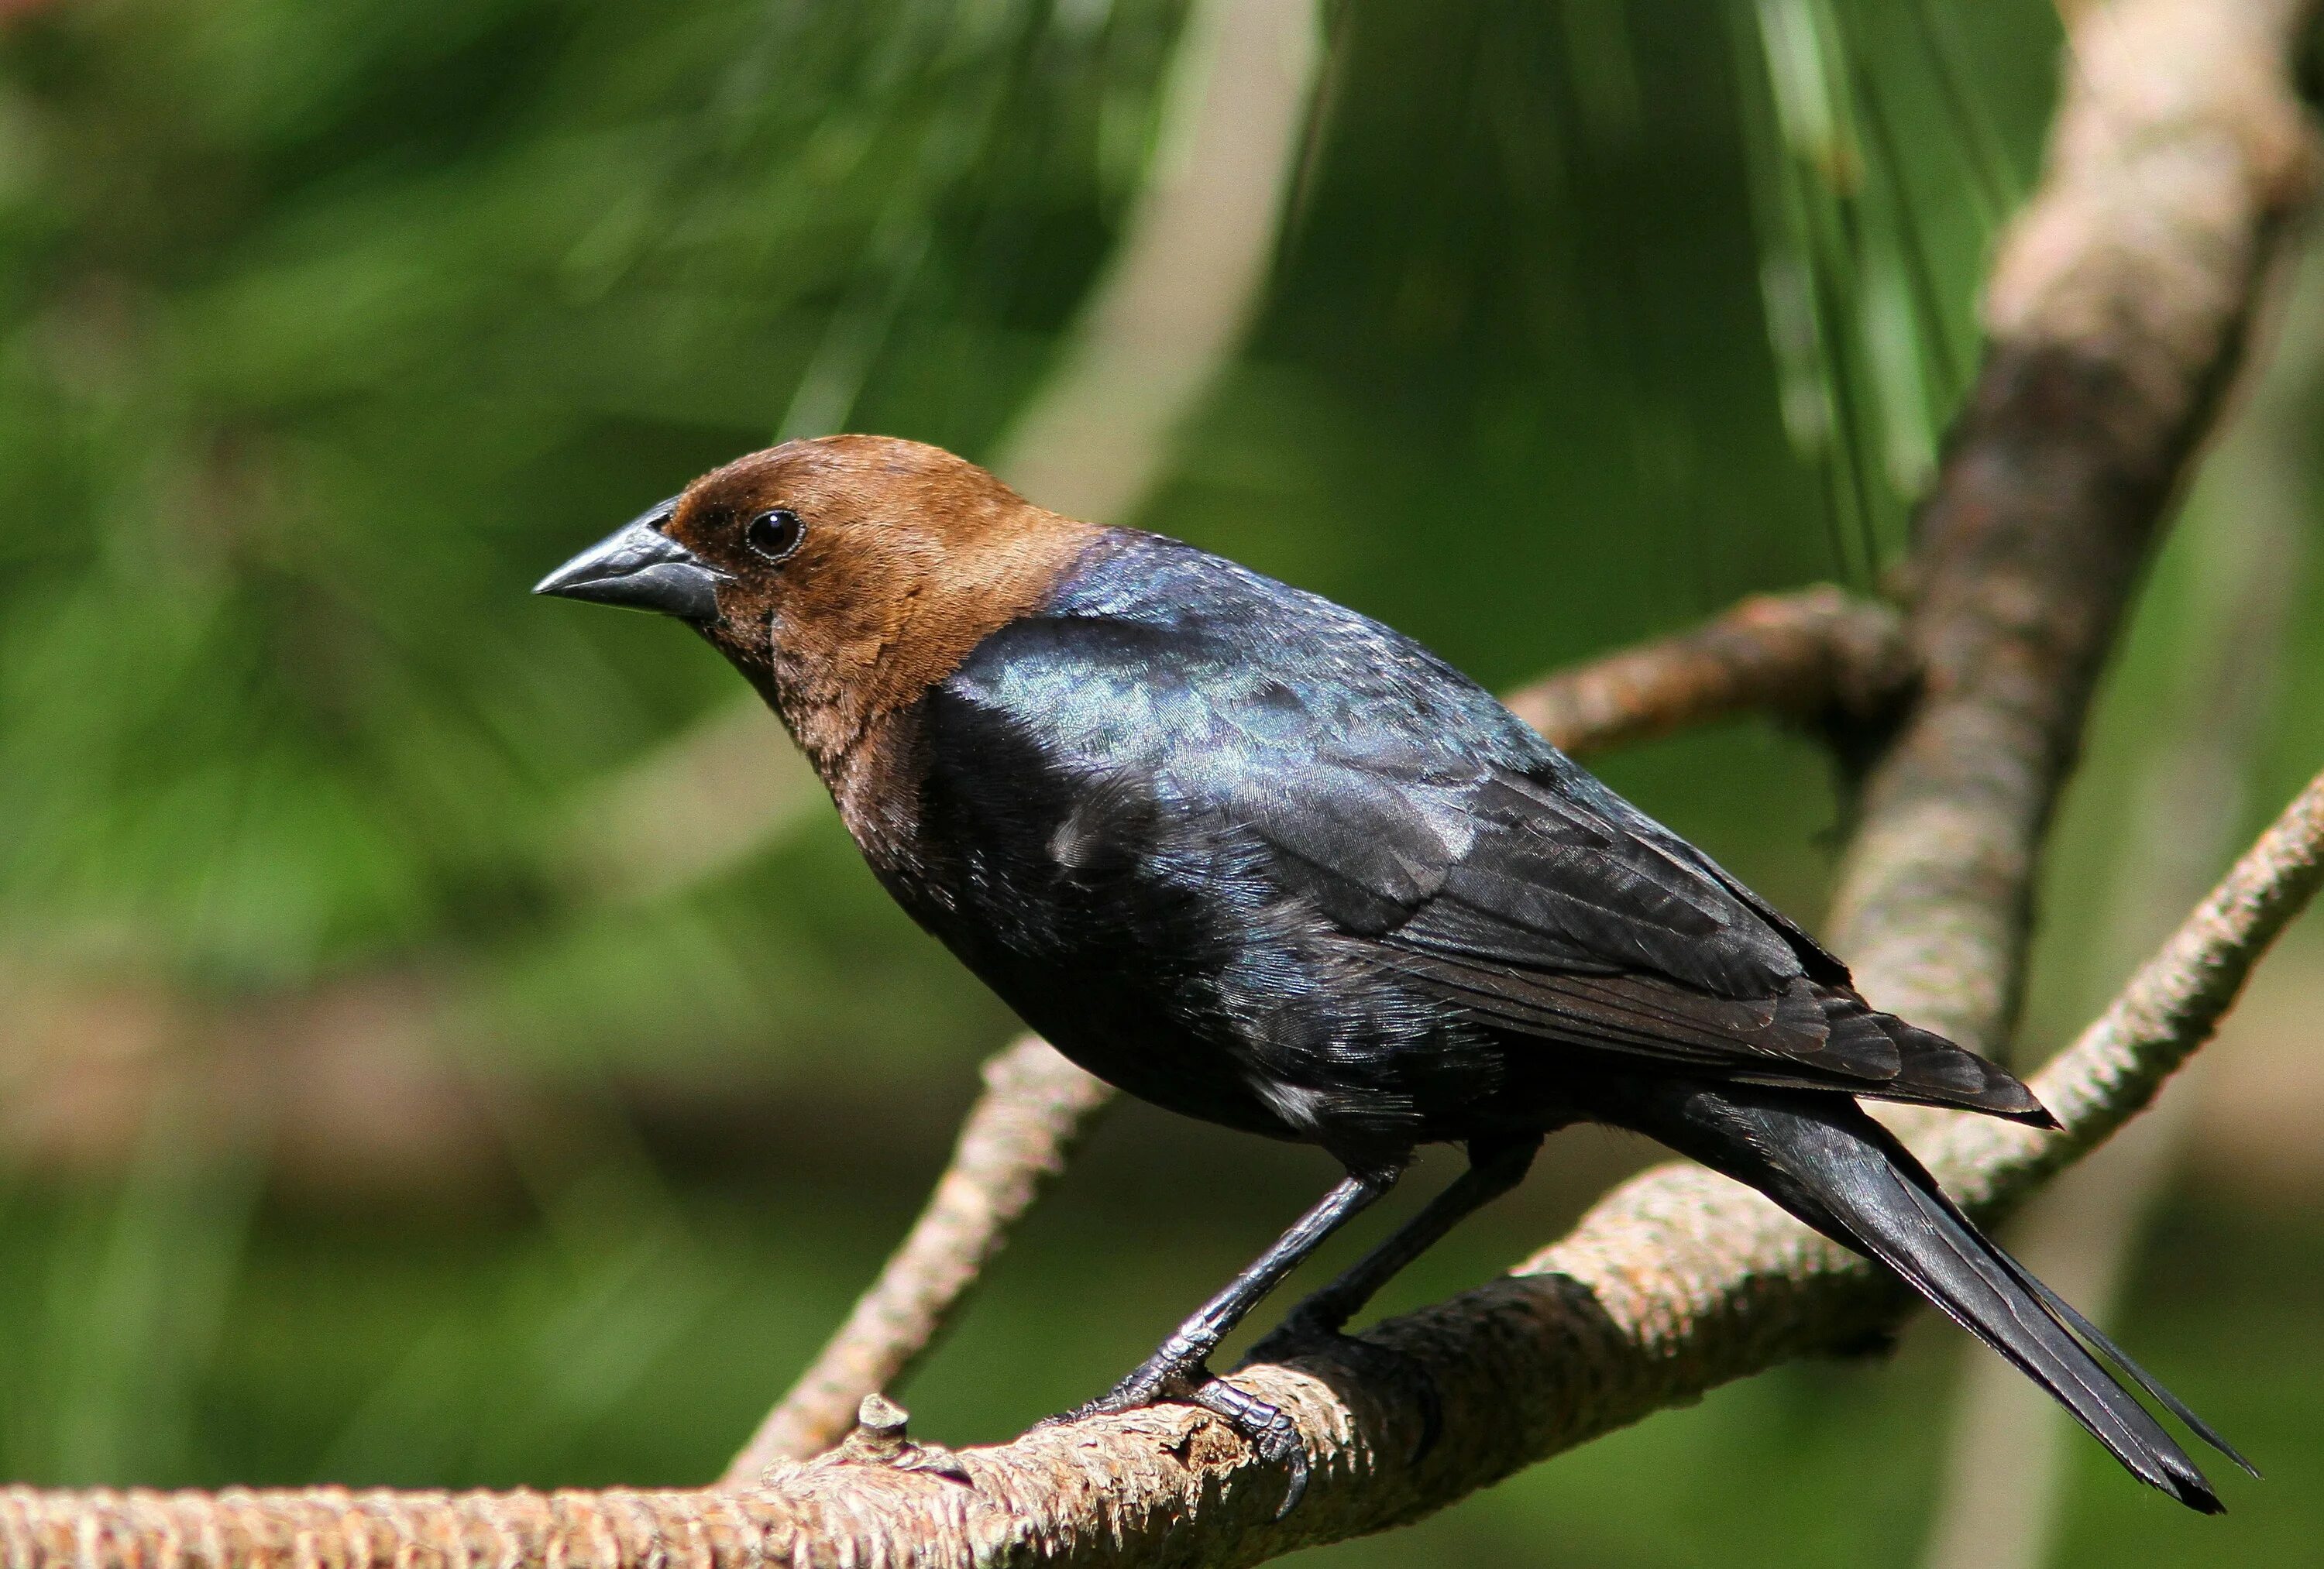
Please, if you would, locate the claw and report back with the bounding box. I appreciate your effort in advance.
[1240,1314,1443,1468]
[1193,1379,1310,1517]
[1040,1355,1204,1430]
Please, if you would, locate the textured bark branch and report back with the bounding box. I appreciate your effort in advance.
[1821,0,2318,1054]
[1500,585,1911,754]
[9,765,2319,1567]
[1920,228,2324,1569]
[4,0,2312,1562]
[726,584,1910,1475]
[724,1037,1115,1480]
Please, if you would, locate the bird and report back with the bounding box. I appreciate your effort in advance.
[537,433,2247,1514]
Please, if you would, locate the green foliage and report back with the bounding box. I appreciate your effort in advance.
[0,0,1184,989]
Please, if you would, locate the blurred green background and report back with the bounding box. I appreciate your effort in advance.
[1,2,2319,1565]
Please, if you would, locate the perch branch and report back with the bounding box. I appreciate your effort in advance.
[729,582,1911,1475]
[1924,771,2324,1210]
[9,764,2319,1567]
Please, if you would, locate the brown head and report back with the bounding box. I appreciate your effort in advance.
[536,435,1100,793]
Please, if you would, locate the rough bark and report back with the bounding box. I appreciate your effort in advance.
[1920,222,2324,1569]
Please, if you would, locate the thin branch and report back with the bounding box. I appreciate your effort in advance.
[10,765,2318,1568]
[724,1037,1113,1479]
[728,583,1911,1475]
[1499,585,1910,752]
[1927,771,2324,1208]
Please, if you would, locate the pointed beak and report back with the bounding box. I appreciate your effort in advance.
[534,500,728,624]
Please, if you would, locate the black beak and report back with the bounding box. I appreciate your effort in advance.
[533,500,728,624]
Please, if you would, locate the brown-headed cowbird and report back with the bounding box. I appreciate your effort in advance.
[538,434,2244,1512]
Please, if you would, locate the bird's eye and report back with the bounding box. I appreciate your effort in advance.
[744,508,805,563]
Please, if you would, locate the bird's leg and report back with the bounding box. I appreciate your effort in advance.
[1249,1132,1542,1355]
[1049,1162,1402,1513]
[1237,1132,1541,1464]
[1067,1166,1401,1413]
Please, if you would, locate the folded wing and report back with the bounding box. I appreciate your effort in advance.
[1253,752,2049,1124]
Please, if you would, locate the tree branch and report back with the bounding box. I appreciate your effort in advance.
[1500,585,1911,754]
[1920,224,2324,1569]
[1822,0,2318,1053]
[727,583,1910,1475]
[724,1035,1114,1480]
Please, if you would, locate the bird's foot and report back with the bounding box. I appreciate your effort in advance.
[1040,1366,1195,1427]
[1242,1306,1443,1466]
[1040,1357,1310,1517]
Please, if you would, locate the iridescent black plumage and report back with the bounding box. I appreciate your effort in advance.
[883,531,2044,1150]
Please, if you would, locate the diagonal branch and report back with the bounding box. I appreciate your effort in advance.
[1822,0,2318,1053]
[724,1035,1114,1478]
[1918,221,2324,1569]
[727,582,1911,1477]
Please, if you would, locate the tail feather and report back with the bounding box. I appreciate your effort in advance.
[1995,1241,2257,1477]
[1865,1153,2222,1510]
[1624,1083,2241,1512]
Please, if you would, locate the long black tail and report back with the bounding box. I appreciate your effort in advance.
[1621,1082,2254,1512]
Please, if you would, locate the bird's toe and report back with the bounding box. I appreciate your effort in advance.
[1040,1357,1208,1428]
